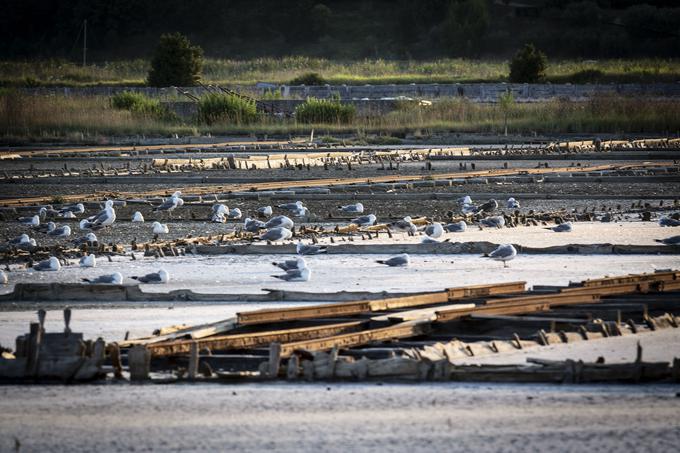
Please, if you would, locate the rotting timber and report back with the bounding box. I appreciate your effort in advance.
[3,271,680,384]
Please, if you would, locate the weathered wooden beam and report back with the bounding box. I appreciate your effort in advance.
[146,321,365,357]
[579,271,680,288]
[279,321,432,358]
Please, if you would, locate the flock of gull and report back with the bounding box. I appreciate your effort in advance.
[3,190,680,286]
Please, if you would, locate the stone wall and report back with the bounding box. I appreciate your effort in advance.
[21,82,680,102]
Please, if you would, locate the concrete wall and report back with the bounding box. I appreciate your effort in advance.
[21,82,680,102]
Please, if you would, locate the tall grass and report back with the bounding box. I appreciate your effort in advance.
[295,98,356,124]
[2,92,679,142]
[1,57,679,86]
[110,91,176,121]
[197,93,258,125]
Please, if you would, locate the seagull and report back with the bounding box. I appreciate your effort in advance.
[462,203,477,215]
[131,211,145,222]
[476,199,499,214]
[38,221,57,234]
[260,227,293,242]
[272,267,311,282]
[33,256,61,271]
[227,208,242,220]
[424,222,444,238]
[480,216,505,228]
[0,271,7,285]
[351,214,377,227]
[655,235,680,245]
[79,254,96,268]
[19,215,40,227]
[545,222,572,232]
[9,234,31,245]
[257,206,273,218]
[507,197,520,209]
[291,206,310,218]
[659,216,680,227]
[296,241,327,255]
[131,269,170,284]
[421,237,449,244]
[486,244,517,268]
[458,195,473,205]
[339,203,364,213]
[152,222,169,234]
[38,206,60,219]
[390,217,417,234]
[278,201,304,211]
[265,215,294,230]
[244,218,266,233]
[47,225,71,237]
[445,221,467,233]
[272,257,307,271]
[73,232,98,246]
[80,200,116,230]
[211,204,228,223]
[18,238,37,249]
[376,253,410,267]
[62,211,76,219]
[59,203,85,216]
[82,272,123,285]
[153,196,181,216]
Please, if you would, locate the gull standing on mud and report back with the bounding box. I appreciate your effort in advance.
[152,221,169,234]
[131,269,170,284]
[351,214,377,227]
[296,241,327,255]
[80,200,116,230]
[278,201,304,212]
[272,257,307,272]
[545,222,572,232]
[476,199,499,214]
[47,225,71,238]
[260,227,293,242]
[265,215,294,230]
[211,204,228,223]
[445,221,467,233]
[376,253,410,267]
[79,254,96,268]
[486,244,517,268]
[339,203,364,213]
[228,207,242,220]
[33,256,61,271]
[272,266,311,282]
[390,217,417,234]
[82,272,123,285]
[9,234,31,245]
[257,206,273,218]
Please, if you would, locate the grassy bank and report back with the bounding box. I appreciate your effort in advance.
[2,92,679,143]
[1,57,680,87]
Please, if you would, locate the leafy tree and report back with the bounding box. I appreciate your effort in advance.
[509,43,547,83]
[147,32,203,87]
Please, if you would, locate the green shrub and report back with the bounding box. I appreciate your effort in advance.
[110,91,175,121]
[198,93,258,125]
[509,44,547,83]
[289,72,326,85]
[147,33,203,87]
[295,98,355,124]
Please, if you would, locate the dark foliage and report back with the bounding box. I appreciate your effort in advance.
[147,33,203,87]
[509,44,547,83]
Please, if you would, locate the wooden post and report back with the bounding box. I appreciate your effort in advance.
[108,343,124,378]
[188,341,199,380]
[268,342,281,378]
[128,345,150,381]
[286,355,299,380]
[26,322,42,377]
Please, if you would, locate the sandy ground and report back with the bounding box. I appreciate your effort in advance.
[453,328,680,365]
[2,252,678,296]
[0,382,678,452]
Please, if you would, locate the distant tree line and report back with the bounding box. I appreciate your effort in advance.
[1,0,678,60]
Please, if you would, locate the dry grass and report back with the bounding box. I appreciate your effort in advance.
[2,92,679,142]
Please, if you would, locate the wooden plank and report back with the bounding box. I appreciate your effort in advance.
[146,321,365,357]
[372,303,476,323]
[236,282,527,325]
[579,271,679,287]
[279,321,432,358]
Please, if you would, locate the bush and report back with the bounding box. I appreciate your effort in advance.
[147,33,203,87]
[509,44,547,83]
[110,91,175,121]
[289,72,326,85]
[295,98,355,124]
[569,69,605,84]
[198,93,258,125]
